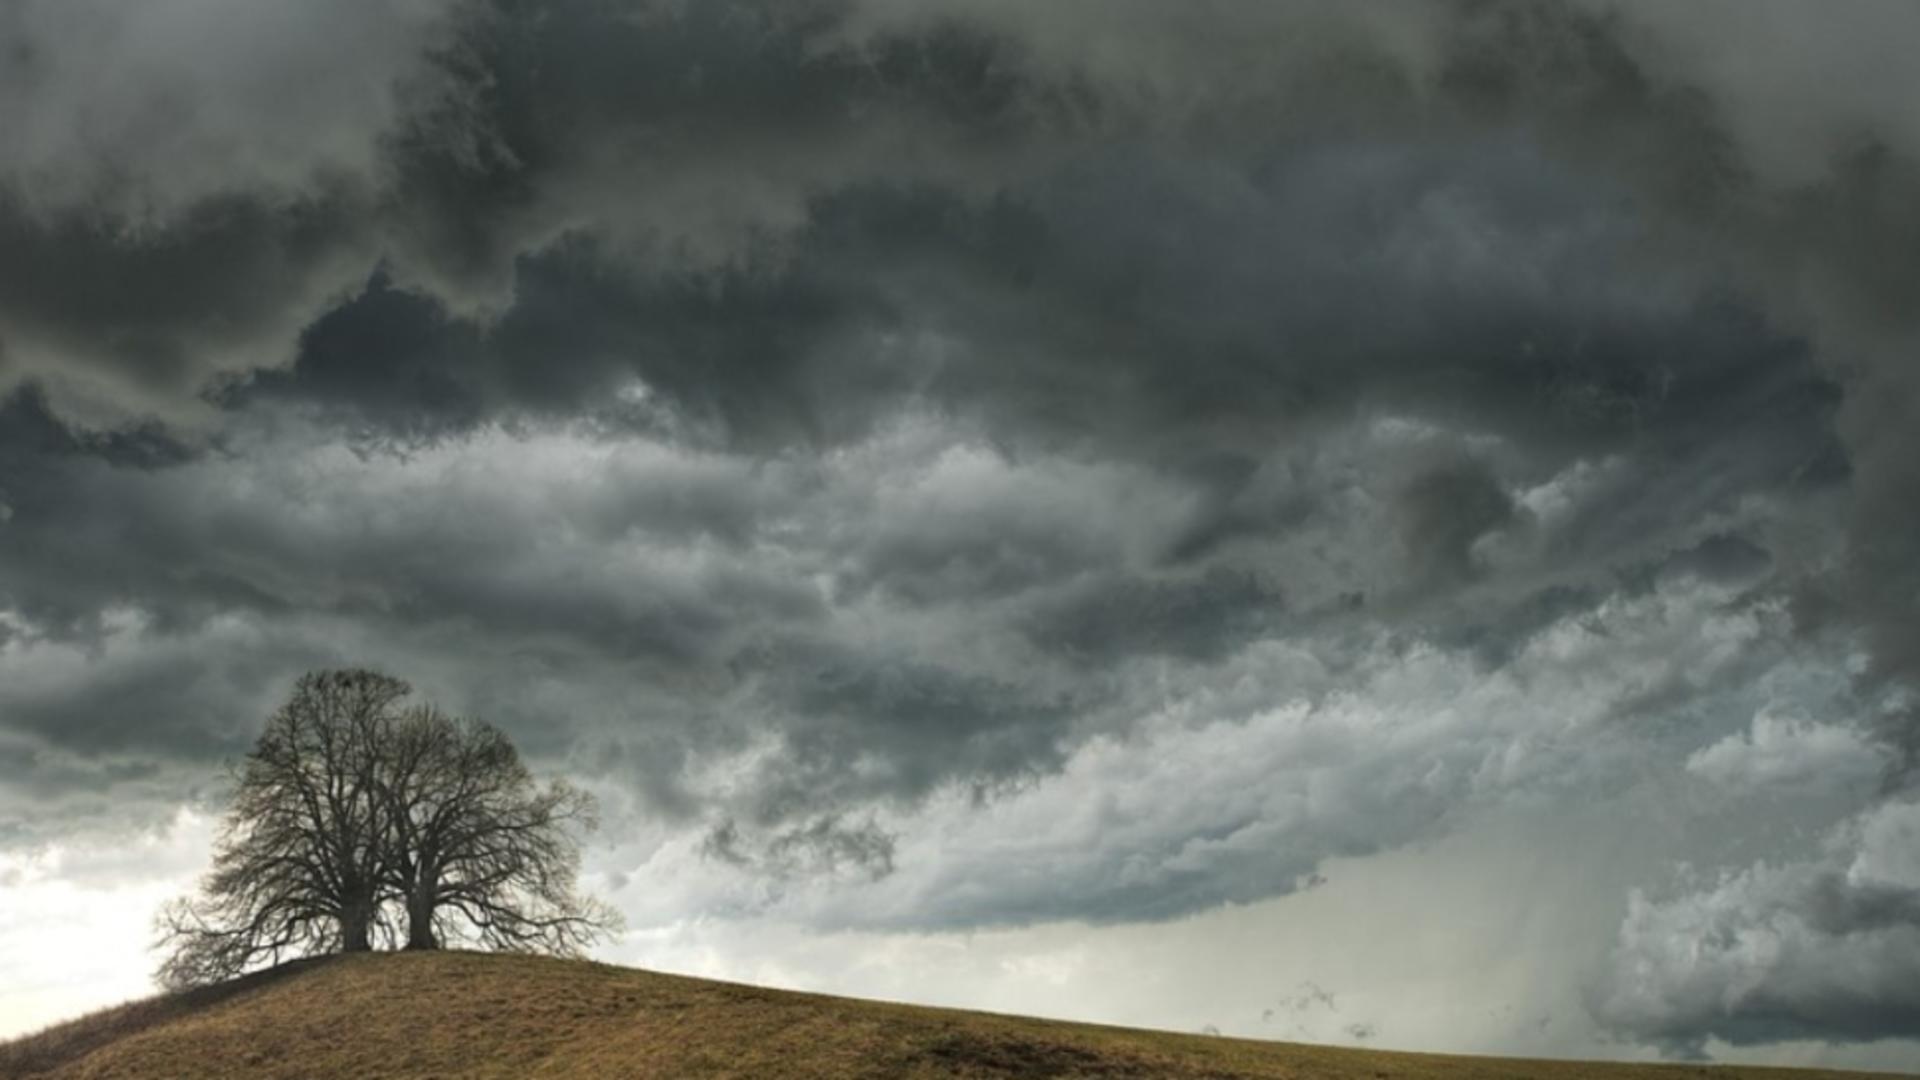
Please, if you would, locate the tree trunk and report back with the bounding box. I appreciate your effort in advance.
[405,887,439,950]
[340,898,373,953]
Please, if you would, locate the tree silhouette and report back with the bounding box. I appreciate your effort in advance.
[380,705,616,953]
[157,670,406,988]
[156,670,616,989]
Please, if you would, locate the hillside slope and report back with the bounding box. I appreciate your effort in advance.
[0,952,1904,1080]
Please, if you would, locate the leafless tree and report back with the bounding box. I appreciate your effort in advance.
[156,670,409,990]
[379,705,618,953]
[156,670,616,989]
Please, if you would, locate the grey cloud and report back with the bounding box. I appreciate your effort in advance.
[0,0,1840,451]
[0,416,828,654]
[0,0,1864,819]
[1587,0,1920,187]
[0,191,375,430]
[705,815,898,883]
[0,0,465,429]
[1426,583,1600,670]
[1596,799,1920,1052]
[1664,533,1774,587]
[1686,711,1886,796]
[370,0,1079,307]
[1395,458,1517,588]
[238,237,898,451]
[0,0,1906,427]
[248,130,1847,535]
[738,634,1081,820]
[0,0,458,220]
[0,612,328,843]
[0,418,1102,838]
[669,575,1822,936]
[0,383,193,471]
[1022,567,1285,667]
[0,0,1053,431]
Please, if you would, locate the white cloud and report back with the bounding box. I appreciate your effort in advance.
[1596,799,1920,1051]
[1687,708,1885,793]
[604,573,1818,934]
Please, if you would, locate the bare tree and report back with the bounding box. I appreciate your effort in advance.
[157,670,409,989]
[378,705,618,953]
[156,671,616,988]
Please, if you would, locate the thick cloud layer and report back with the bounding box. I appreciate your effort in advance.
[2,0,1918,1059]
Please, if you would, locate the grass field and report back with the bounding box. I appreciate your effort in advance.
[0,951,1906,1080]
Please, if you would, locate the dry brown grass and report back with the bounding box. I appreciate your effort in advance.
[0,952,1906,1080]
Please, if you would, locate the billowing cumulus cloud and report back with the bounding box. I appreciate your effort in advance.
[1686,709,1885,794]
[674,579,1821,931]
[2,0,1918,1063]
[1596,799,1920,1054]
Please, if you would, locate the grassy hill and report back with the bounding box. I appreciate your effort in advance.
[0,952,1905,1080]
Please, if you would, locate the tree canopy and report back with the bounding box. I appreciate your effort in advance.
[157,670,617,989]
[381,705,612,953]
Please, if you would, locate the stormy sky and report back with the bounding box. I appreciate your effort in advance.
[2,0,1919,1067]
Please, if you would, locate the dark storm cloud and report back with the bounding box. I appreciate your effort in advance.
[1666,534,1774,587]
[1395,458,1516,588]
[1,0,1851,472]
[3,0,1920,1054]
[238,235,895,450]
[0,603,337,844]
[0,0,1058,432]
[253,132,1847,500]
[0,0,466,428]
[0,190,374,429]
[704,814,898,883]
[1022,567,1286,667]
[0,1,1853,806]
[0,384,193,470]
[737,633,1082,819]
[245,270,491,441]
[0,0,1899,445]
[0,421,829,660]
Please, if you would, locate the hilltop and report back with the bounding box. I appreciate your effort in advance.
[0,952,1903,1080]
